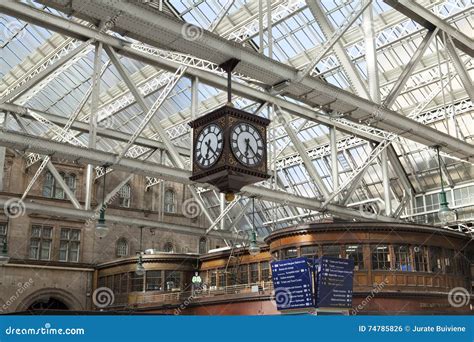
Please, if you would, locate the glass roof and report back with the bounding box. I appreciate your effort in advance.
[0,0,473,237]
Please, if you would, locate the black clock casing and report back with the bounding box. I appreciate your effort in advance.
[189,105,270,194]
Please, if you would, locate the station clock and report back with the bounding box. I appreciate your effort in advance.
[189,105,270,196]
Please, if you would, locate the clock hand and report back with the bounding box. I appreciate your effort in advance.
[244,138,250,156]
[205,139,217,157]
[204,139,211,158]
[248,143,257,157]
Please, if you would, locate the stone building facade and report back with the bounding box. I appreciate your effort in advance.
[0,151,225,312]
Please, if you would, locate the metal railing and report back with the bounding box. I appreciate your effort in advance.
[129,281,274,305]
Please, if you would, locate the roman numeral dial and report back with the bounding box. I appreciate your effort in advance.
[230,123,264,167]
[195,124,224,169]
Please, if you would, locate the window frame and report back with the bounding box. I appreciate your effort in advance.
[164,189,176,213]
[29,225,53,261]
[59,227,81,262]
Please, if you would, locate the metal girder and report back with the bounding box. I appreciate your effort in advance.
[0,129,399,222]
[363,2,380,103]
[0,2,432,155]
[383,28,439,108]
[296,0,371,82]
[0,36,75,99]
[209,0,235,32]
[85,42,104,210]
[322,136,395,208]
[0,39,93,105]
[103,45,213,224]
[0,196,245,242]
[306,0,369,99]
[114,64,185,161]
[384,0,474,57]
[329,126,338,192]
[443,34,474,103]
[21,0,472,162]
[205,197,240,234]
[46,162,82,209]
[275,107,330,199]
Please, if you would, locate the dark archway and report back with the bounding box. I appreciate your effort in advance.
[27,297,69,312]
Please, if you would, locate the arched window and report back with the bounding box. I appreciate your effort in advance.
[164,189,176,213]
[42,171,76,199]
[116,238,129,257]
[42,172,54,198]
[199,237,207,254]
[163,242,174,253]
[119,184,131,208]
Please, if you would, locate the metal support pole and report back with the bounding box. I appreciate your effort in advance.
[362,3,379,103]
[0,112,6,191]
[266,0,272,58]
[381,148,391,216]
[220,193,225,230]
[258,0,264,54]
[85,42,103,210]
[329,126,338,192]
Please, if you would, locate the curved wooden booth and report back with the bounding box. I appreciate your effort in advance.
[95,221,473,315]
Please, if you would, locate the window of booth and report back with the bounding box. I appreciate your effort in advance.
[218,268,226,288]
[120,273,129,293]
[249,263,259,283]
[394,245,412,271]
[261,262,271,281]
[130,272,144,292]
[345,245,364,270]
[146,270,163,291]
[322,245,341,258]
[413,246,429,272]
[300,245,318,258]
[444,249,455,274]
[281,247,298,259]
[429,246,443,273]
[210,271,217,287]
[238,265,248,284]
[165,271,181,291]
[371,245,391,270]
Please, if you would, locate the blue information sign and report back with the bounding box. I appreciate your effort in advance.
[315,256,354,309]
[270,257,313,310]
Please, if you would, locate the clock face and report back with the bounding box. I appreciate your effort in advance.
[195,124,224,168]
[230,122,265,167]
